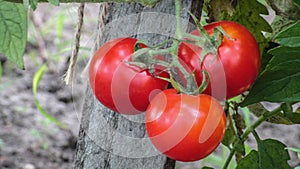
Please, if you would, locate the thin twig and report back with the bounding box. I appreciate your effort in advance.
[30,11,48,63]
[64,3,85,85]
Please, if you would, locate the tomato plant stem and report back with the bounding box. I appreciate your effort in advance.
[175,0,183,39]
[222,106,283,169]
[131,0,209,94]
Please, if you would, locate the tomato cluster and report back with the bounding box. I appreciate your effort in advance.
[88,21,259,162]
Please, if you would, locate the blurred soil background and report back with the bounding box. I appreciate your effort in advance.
[0,3,299,169]
[0,4,97,169]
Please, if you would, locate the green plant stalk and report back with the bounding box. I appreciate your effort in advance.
[174,0,183,39]
[167,0,198,94]
[132,0,213,94]
[222,106,282,169]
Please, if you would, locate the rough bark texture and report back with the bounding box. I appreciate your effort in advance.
[74,1,202,168]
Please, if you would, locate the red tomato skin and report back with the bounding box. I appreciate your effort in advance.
[89,38,169,115]
[179,21,260,100]
[146,89,226,162]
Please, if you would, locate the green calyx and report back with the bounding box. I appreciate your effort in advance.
[128,0,231,95]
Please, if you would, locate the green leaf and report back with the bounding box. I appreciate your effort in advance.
[48,0,59,6]
[212,0,272,55]
[241,46,300,106]
[237,139,291,169]
[0,0,27,69]
[258,139,291,169]
[202,167,214,169]
[285,112,300,124]
[293,0,300,8]
[273,21,300,47]
[268,0,300,20]
[222,127,236,147]
[33,64,66,128]
[29,0,39,10]
[248,103,294,125]
[236,150,259,169]
[232,0,272,53]
[207,0,235,21]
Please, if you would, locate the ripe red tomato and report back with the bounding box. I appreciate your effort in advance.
[146,89,226,162]
[178,21,260,100]
[89,37,169,115]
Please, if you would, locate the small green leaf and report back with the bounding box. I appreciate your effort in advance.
[285,112,300,124]
[235,141,245,155]
[33,64,66,128]
[236,150,259,169]
[293,0,300,8]
[242,46,300,106]
[202,167,214,169]
[273,21,300,47]
[48,0,59,6]
[248,103,294,125]
[0,0,27,69]
[30,0,39,10]
[258,139,291,169]
[222,127,236,147]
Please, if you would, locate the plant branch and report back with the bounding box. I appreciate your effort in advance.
[174,0,183,39]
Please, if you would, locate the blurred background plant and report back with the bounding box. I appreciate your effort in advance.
[0,4,98,168]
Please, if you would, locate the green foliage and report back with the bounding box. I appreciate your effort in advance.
[30,0,39,10]
[273,21,300,47]
[237,139,291,169]
[242,21,300,106]
[207,0,272,54]
[242,46,300,105]
[293,0,300,8]
[248,103,295,124]
[0,0,27,69]
[236,151,259,169]
[222,127,235,147]
[258,139,291,169]
[48,0,59,6]
[33,64,66,127]
[201,167,214,169]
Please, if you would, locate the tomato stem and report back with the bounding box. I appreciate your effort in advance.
[175,0,183,39]
[130,0,228,95]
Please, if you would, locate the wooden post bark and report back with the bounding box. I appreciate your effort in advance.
[74,1,202,168]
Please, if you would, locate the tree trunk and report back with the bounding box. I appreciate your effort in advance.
[74,1,202,168]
